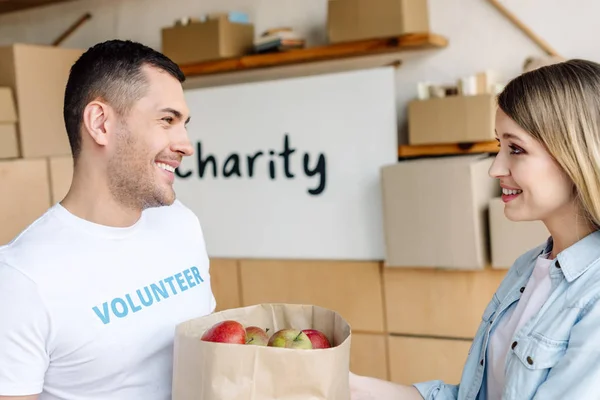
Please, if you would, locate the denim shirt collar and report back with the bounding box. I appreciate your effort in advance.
[517,230,600,282]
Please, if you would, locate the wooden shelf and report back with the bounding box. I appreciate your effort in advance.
[398,141,499,158]
[0,0,76,14]
[180,33,448,77]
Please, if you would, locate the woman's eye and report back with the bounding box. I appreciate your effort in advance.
[509,144,525,155]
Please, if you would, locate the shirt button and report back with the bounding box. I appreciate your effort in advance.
[527,356,534,365]
[520,286,525,293]
[511,341,518,349]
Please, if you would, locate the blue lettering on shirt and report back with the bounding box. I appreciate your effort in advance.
[92,266,205,325]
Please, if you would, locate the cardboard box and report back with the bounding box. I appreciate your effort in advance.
[327,0,429,43]
[0,87,18,159]
[162,17,254,65]
[384,268,507,337]
[48,156,73,204]
[0,44,83,158]
[380,154,500,270]
[239,260,385,332]
[388,335,471,385]
[0,124,18,159]
[489,197,549,269]
[408,94,496,145]
[0,159,51,245]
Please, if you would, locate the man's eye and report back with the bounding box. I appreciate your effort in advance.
[162,117,173,123]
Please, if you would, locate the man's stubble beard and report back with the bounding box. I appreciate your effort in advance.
[107,126,176,212]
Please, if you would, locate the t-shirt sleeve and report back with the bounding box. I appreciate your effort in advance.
[0,262,50,396]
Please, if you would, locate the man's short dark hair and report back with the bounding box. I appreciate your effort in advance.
[63,39,185,159]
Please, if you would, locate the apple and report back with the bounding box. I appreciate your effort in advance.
[201,320,246,344]
[302,329,332,349]
[267,329,313,349]
[245,326,269,346]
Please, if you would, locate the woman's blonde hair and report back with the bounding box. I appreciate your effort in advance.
[497,59,600,227]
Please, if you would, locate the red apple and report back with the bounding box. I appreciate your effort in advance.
[302,329,332,349]
[201,320,246,344]
[267,328,313,349]
[245,326,269,346]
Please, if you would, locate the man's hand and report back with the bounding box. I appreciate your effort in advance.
[350,371,423,400]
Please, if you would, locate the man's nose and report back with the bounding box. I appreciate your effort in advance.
[172,128,194,157]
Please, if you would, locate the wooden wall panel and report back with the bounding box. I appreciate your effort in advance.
[388,335,471,386]
[239,260,385,332]
[209,258,242,312]
[384,268,506,337]
[350,333,389,380]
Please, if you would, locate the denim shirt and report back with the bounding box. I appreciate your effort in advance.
[414,230,600,400]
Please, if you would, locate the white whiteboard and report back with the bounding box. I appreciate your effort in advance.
[174,67,398,260]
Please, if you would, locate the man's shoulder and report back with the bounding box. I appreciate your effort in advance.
[0,205,64,278]
[1,205,62,252]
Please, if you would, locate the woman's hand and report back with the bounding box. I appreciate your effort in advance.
[349,371,424,400]
[349,371,377,400]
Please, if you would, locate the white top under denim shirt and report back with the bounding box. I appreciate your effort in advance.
[486,252,553,399]
[413,230,600,400]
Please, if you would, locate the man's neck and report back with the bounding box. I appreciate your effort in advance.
[60,168,142,228]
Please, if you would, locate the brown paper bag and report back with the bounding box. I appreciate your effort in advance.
[172,303,352,400]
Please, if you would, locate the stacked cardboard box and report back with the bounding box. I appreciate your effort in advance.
[407,70,503,146]
[380,154,500,270]
[408,94,497,145]
[161,13,254,65]
[0,88,18,159]
[327,0,430,43]
[0,44,81,245]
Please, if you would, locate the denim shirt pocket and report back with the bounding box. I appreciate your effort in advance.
[512,334,567,370]
[506,334,568,398]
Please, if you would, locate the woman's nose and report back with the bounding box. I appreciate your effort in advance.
[488,152,509,178]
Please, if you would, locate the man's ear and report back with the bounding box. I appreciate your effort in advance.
[82,100,112,147]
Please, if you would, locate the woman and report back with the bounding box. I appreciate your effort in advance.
[351,59,600,399]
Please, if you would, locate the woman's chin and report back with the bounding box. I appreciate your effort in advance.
[503,207,538,223]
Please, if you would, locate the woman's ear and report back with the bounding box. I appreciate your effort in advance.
[82,100,110,147]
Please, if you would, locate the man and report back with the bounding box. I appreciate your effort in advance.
[0,40,216,399]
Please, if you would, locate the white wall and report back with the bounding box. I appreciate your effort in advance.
[1,0,598,143]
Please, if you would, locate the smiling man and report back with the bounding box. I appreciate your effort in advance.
[0,40,216,400]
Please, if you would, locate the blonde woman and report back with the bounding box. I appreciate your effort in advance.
[350,59,600,399]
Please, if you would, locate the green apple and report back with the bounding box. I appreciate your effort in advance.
[267,328,313,349]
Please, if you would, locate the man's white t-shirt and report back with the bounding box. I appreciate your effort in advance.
[0,200,216,399]
[486,252,553,399]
